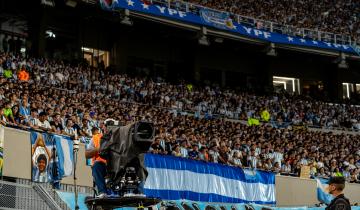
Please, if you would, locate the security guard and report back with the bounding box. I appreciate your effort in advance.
[325,177,351,210]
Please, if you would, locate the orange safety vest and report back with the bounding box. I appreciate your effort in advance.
[18,70,29,81]
[92,133,107,164]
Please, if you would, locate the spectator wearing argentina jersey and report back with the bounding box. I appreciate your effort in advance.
[19,97,30,121]
[281,161,292,174]
[63,119,77,138]
[230,142,242,157]
[263,158,273,171]
[81,118,92,137]
[229,151,243,167]
[247,148,258,169]
[300,153,309,166]
[180,140,189,158]
[209,145,220,163]
[263,146,274,160]
[273,147,284,167]
[26,108,39,129]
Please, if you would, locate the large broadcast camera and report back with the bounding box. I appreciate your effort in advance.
[99,119,155,196]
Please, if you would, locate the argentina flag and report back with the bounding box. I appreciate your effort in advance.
[316,178,334,205]
[143,154,276,205]
[55,135,74,178]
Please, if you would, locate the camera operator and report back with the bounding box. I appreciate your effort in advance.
[325,177,351,210]
[85,127,107,198]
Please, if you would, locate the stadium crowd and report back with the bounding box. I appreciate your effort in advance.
[0,52,360,183]
[182,0,360,42]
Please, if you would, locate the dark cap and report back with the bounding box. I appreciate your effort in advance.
[327,176,346,185]
[39,112,47,117]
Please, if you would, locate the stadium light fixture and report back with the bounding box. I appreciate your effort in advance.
[273,76,299,93]
[266,43,277,56]
[41,0,55,7]
[120,9,133,26]
[273,76,295,92]
[342,83,350,98]
[337,52,348,69]
[198,26,210,46]
[214,37,224,43]
[45,30,56,38]
[338,60,349,69]
[273,81,287,90]
[65,0,78,7]
[198,35,210,46]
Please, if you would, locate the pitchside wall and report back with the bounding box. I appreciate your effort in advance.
[3,127,360,206]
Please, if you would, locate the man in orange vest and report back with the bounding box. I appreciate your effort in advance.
[85,127,107,197]
[18,68,29,81]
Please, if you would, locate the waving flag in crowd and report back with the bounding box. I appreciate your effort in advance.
[316,178,334,205]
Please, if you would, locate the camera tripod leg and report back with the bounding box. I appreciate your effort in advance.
[137,201,145,210]
[73,140,80,210]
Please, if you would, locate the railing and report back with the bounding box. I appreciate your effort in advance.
[2,126,360,206]
[148,0,360,47]
[1,122,358,183]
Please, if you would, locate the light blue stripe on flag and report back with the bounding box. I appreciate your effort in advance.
[144,154,275,204]
[145,154,274,184]
[316,178,334,205]
[55,135,74,177]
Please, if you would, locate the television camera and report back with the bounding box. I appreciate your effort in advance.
[85,119,161,209]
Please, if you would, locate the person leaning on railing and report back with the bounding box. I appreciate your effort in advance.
[3,101,15,124]
[0,106,8,125]
[35,112,52,132]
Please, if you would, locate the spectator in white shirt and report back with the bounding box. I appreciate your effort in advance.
[281,161,292,174]
[247,149,258,169]
[64,119,77,138]
[230,151,243,167]
[209,146,220,163]
[36,112,51,131]
[273,147,284,167]
[180,140,188,158]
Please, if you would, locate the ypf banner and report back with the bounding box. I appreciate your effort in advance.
[99,0,357,54]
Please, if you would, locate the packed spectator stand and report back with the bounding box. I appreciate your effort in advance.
[0,52,360,184]
[150,0,360,45]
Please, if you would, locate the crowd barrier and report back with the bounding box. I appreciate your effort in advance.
[2,126,360,206]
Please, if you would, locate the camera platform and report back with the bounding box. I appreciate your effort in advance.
[85,196,162,210]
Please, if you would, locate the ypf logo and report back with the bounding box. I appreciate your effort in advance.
[100,0,117,10]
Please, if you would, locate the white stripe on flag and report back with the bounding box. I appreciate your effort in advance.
[144,168,275,202]
[60,138,73,176]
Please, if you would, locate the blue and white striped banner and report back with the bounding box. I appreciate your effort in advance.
[143,154,276,205]
[55,135,74,178]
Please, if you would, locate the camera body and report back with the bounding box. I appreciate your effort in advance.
[99,121,155,196]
